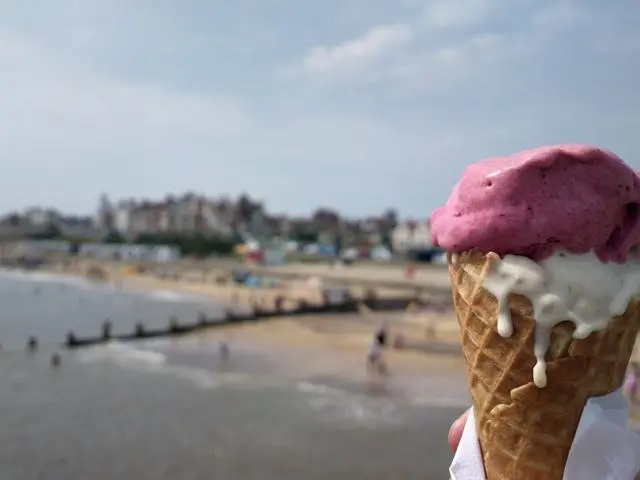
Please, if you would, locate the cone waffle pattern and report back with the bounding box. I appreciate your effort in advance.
[450,252,640,480]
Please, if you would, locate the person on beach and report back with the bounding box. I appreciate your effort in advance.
[375,323,388,348]
[366,338,386,375]
[366,325,391,377]
[218,338,230,362]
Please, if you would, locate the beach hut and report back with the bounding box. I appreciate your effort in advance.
[234,244,248,256]
[263,241,286,266]
[370,246,392,262]
[246,249,264,263]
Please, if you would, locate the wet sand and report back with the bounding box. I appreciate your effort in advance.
[187,308,469,411]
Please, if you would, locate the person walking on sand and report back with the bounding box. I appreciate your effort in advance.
[375,323,389,348]
[366,327,389,377]
[366,337,385,376]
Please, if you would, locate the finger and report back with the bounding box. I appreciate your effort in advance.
[448,408,471,452]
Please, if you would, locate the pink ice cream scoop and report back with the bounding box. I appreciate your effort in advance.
[430,144,640,263]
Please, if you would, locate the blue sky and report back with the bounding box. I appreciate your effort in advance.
[1,0,639,219]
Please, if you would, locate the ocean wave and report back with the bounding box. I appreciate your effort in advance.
[76,342,220,390]
[296,381,345,396]
[76,342,166,366]
[75,342,286,391]
[295,378,470,423]
[295,380,400,425]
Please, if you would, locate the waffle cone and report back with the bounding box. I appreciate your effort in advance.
[449,251,640,480]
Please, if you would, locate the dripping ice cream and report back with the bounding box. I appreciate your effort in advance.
[433,144,640,480]
[433,144,640,387]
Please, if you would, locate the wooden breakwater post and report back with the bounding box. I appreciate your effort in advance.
[168,316,179,333]
[252,300,264,318]
[61,291,429,351]
[102,319,112,341]
[197,312,209,327]
[66,331,77,348]
[135,321,145,338]
[297,298,309,313]
[274,295,284,314]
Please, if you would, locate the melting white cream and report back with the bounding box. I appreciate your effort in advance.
[481,251,640,388]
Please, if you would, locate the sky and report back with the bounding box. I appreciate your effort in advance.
[1,0,639,219]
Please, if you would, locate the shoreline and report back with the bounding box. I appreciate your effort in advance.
[8,264,640,430]
[8,262,466,374]
[25,259,464,346]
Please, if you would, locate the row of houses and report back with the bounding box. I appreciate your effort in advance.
[1,194,435,254]
[95,193,268,238]
[13,240,181,263]
[94,194,411,248]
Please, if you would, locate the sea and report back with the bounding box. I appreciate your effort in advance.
[0,269,469,480]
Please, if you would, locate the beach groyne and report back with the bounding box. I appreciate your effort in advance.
[63,295,436,349]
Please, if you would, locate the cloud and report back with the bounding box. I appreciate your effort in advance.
[280,1,630,94]
[278,24,412,82]
[0,0,639,221]
[278,0,530,89]
[0,31,252,211]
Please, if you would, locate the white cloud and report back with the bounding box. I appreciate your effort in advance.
[278,0,529,88]
[279,24,412,81]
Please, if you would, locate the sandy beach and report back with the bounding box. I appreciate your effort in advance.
[118,270,467,381]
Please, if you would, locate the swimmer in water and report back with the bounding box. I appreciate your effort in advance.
[218,339,230,362]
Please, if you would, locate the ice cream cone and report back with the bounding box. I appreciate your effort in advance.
[449,251,640,480]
